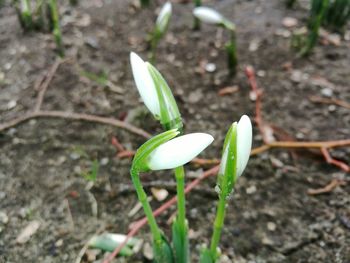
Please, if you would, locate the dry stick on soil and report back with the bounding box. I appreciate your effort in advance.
[307,179,347,195]
[245,65,350,172]
[309,95,350,110]
[0,59,151,139]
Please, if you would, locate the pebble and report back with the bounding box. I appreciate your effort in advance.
[267,222,277,231]
[321,87,333,97]
[100,157,109,166]
[7,100,17,110]
[0,212,8,224]
[246,185,257,194]
[328,105,336,112]
[282,17,298,28]
[205,63,216,73]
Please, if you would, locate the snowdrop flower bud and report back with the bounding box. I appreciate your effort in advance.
[218,115,252,195]
[236,115,252,177]
[130,52,160,118]
[147,133,214,170]
[156,2,172,35]
[193,6,235,30]
[193,6,224,25]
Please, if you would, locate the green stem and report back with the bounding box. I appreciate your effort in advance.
[209,195,226,260]
[193,0,201,30]
[226,30,237,75]
[175,166,186,230]
[150,37,158,64]
[131,170,162,243]
[49,0,64,57]
[22,0,33,30]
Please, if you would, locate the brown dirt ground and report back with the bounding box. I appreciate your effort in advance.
[0,0,349,262]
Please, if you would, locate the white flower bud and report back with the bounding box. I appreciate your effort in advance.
[130,52,160,117]
[147,133,214,170]
[156,2,172,34]
[193,7,225,25]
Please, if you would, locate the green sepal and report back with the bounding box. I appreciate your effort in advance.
[172,217,190,263]
[147,63,183,132]
[153,234,175,263]
[132,129,179,173]
[216,122,237,198]
[156,12,171,37]
[199,247,216,263]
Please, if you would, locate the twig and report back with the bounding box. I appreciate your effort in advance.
[309,95,350,110]
[245,65,350,172]
[307,179,347,195]
[64,198,75,231]
[245,65,270,143]
[34,58,69,112]
[321,147,350,172]
[0,59,151,140]
[102,165,220,263]
[111,136,126,152]
[0,110,151,139]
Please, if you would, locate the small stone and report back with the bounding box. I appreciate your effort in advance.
[267,222,276,231]
[143,242,153,260]
[55,239,63,247]
[328,105,336,112]
[321,88,333,97]
[100,158,109,166]
[150,188,168,202]
[246,185,257,195]
[205,63,216,73]
[257,70,266,77]
[282,17,298,28]
[249,39,260,52]
[7,100,17,110]
[262,235,274,246]
[0,212,8,224]
[275,28,291,38]
[70,152,80,160]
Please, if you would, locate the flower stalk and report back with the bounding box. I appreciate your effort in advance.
[193,7,238,75]
[48,0,64,57]
[150,2,172,63]
[193,0,202,30]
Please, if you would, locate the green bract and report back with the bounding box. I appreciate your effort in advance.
[217,122,237,198]
[131,129,179,173]
[147,63,183,131]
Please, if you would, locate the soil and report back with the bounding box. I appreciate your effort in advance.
[0,0,349,262]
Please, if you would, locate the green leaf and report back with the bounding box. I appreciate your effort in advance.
[199,247,215,263]
[83,159,99,182]
[132,129,179,172]
[172,217,189,263]
[153,234,174,263]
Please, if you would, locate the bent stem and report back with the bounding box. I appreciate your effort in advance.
[209,194,226,260]
[130,170,162,244]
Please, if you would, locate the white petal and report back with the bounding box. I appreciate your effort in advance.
[156,2,172,32]
[236,115,252,177]
[193,7,224,25]
[130,52,160,116]
[148,133,214,170]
